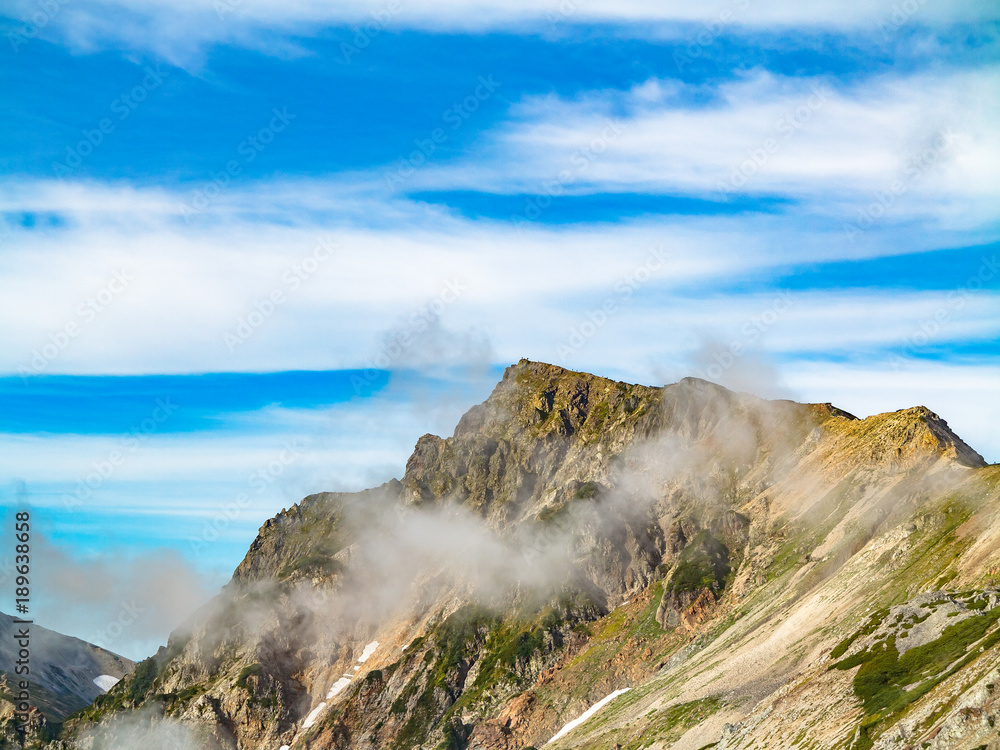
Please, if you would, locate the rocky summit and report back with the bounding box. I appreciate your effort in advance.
[12,360,1000,750]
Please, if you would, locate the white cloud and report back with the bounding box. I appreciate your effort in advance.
[0,403,415,492]
[3,534,219,661]
[1,63,997,466]
[408,66,1000,228]
[535,288,1000,379]
[1,177,996,376]
[5,0,999,64]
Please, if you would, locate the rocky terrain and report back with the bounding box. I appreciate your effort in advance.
[11,359,1000,750]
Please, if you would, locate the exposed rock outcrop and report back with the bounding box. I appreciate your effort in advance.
[28,360,1000,750]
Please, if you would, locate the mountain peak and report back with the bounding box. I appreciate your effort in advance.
[885,405,986,467]
[31,363,999,750]
[822,404,987,470]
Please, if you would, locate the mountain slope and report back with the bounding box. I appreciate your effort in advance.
[0,612,134,745]
[39,360,1000,750]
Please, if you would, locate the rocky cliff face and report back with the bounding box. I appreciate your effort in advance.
[34,360,1000,750]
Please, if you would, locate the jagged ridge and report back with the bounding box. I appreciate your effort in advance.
[25,360,999,750]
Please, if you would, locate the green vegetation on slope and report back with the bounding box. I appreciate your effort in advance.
[665,531,730,597]
[831,603,1000,749]
[389,603,573,750]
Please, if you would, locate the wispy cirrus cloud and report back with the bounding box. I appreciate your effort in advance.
[405,66,1000,224]
[2,176,995,375]
[4,0,999,63]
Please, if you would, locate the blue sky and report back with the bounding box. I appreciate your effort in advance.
[1,0,998,658]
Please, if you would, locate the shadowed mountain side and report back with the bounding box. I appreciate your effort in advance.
[0,610,134,743]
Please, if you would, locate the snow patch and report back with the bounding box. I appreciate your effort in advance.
[302,702,327,729]
[92,675,119,692]
[546,688,631,745]
[326,677,352,700]
[279,746,290,750]
[358,640,379,663]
